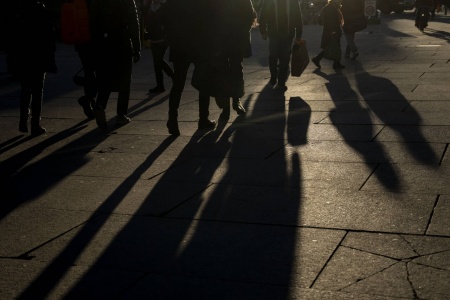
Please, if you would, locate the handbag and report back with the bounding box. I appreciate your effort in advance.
[323,38,342,61]
[291,39,310,77]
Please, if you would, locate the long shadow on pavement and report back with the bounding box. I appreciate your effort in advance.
[353,60,439,167]
[24,84,309,298]
[314,67,401,191]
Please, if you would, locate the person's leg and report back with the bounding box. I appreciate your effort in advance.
[30,71,46,135]
[160,43,174,78]
[277,37,294,88]
[77,44,97,118]
[167,58,190,135]
[116,55,133,120]
[198,91,216,129]
[312,49,325,68]
[344,32,358,59]
[229,54,246,115]
[19,74,32,132]
[150,43,165,92]
[268,36,279,85]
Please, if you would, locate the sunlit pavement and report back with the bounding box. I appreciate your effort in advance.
[1,11,450,299]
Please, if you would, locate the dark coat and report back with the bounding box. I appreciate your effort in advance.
[89,0,141,56]
[164,0,215,63]
[144,2,167,42]
[218,0,256,58]
[320,2,343,49]
[259,0,303,39]
[6,0,57,77]
[341,0,366,33]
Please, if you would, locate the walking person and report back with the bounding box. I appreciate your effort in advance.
[89,0,141,129]
[259,0,303,91]
[311,0,345,70]
[215,0,256,120]
[164,0,216,135]
[341,0,367,60]
[6,0,57,135]
[143,0,174,94]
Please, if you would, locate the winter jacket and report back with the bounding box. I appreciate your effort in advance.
[259,0,303,39]
[218,0,256,58]
[6,0,57,76]
[319,2,343,49]
[341,0,366,33]
[89,0,141,56]
[164,0,216,63]
[144,1,167,42]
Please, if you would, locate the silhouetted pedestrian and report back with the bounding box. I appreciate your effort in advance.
[143,0,173,94]
[259,0,303,91]
[6,0,57,135]
[164,0,216,135]
[90,0,141,129]
[214,0,256,120]
[341,0,366,60]
[311,0,345,70]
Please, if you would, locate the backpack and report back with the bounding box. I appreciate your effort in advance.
[60,0,91,44]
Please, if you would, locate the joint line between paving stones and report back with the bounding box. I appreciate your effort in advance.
[309,231,348,289]
[411,84,419,93]
[358,164,379,191]
[13,215,103,260]
[424,194,441,235]
[371,125,386,142]
[438,143,448,166]
[337,261,400,293]
[157,183,214,217]
[405,261,420,299]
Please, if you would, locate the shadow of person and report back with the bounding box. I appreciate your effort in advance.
[353,60,439,166]
[314,69,401,192]
[44,83,308,298]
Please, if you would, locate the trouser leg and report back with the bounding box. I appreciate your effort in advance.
[151,43,165,88]
[277,37,293,85]
[117,56,132,116]
[168,59,190,119]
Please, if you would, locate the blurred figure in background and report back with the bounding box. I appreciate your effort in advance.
[90,0,141,129]
[259,0,303,91]
[143,0,173,94]
[6,0,57,135]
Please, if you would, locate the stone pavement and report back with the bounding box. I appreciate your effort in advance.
[1,11,450,300]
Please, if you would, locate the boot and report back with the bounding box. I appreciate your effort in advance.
[19,109,29,133]
[167,118,180,135]
[30,118,46,136]
[78,96,95,119]
[219,98,230,120]
[232,98,246,116]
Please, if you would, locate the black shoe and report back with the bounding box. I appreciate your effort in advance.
[198,118,216,130]
[275,83,288,91]
[167,119,180,135]
[149,86,165,93]
[269,77,277,85]
[232,99,246,115]
[219,110,230,120]
[31,123,46,136]
[333,63,345,70]
[19,120,28,133]
[94,105,107,129]
[78,96,95,119]
[312,57,321,68]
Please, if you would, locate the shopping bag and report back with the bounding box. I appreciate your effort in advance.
[291,39,310,77]
[323,39,342,61]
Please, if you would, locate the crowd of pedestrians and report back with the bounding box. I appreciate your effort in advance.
[5,0,370,137]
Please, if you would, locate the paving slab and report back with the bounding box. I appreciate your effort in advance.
[1,11,450,299]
